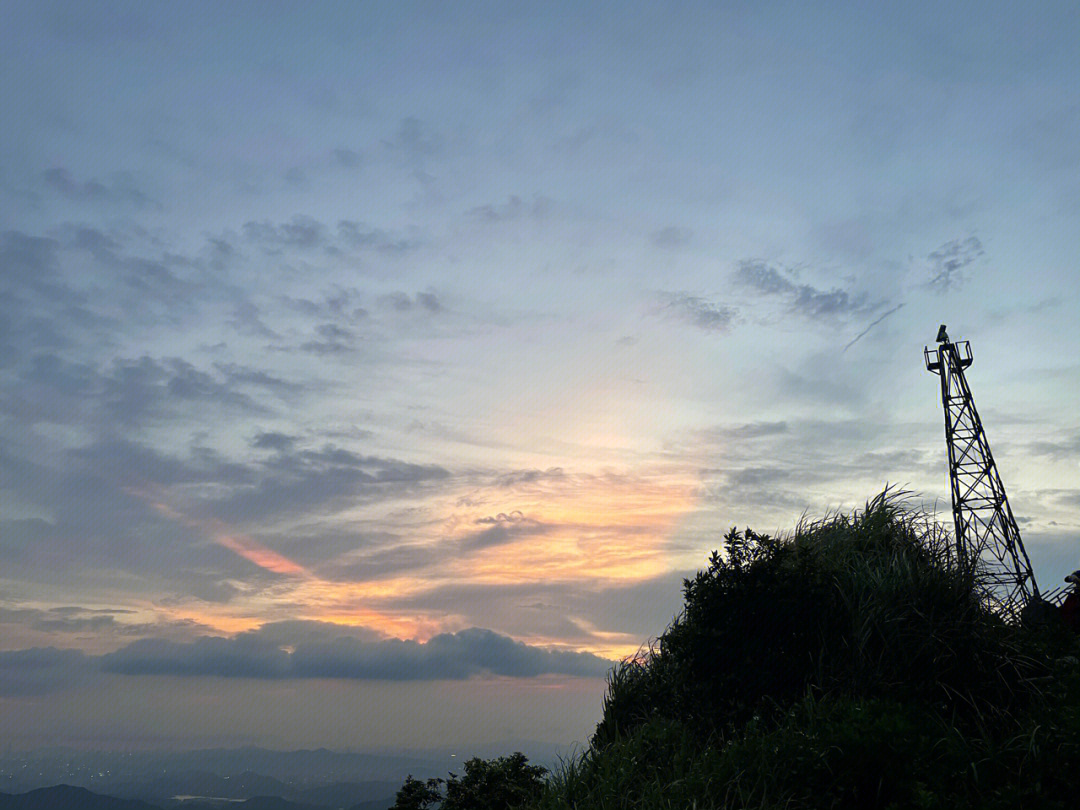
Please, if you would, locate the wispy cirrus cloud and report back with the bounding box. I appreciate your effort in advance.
[925,236,984,292]
[651,226,692,247]
[467,195,552,223]
[735,260,873,319]
[41,168,159,209]
[657,291,737,333]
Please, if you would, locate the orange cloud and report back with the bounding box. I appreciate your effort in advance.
[446,468,698,586]
[129,488,433,640]
[122,464,701,657]
[132,491,308,578]
[212,530,307,576]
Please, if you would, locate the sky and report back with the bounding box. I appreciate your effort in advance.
[1,0,1079,753]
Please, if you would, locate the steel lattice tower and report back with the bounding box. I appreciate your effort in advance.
[925,325,1039,619]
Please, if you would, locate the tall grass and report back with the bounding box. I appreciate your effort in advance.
[537,491,1080,810]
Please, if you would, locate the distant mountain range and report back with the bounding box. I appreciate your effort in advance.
[0,785,162,810]
[0,785,392,810]
[0,748,429,809]
[0,742,567,810]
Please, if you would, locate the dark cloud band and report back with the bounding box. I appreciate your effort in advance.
[1,625,610,697]
[98,626,611,683]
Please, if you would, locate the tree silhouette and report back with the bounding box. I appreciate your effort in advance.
[390,753,547,810]
[443,753,547,810]
[389,774,443,810]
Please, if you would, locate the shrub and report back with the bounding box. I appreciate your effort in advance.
[528,491,1080,808]
[593,491,1046,746]
[390,753,546,810]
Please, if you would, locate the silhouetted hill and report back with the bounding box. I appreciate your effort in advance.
[170,797,320,810]
[536,492,1080,809]
[290,781,399,808]
[0,785,160,810]
[152,749,437,783]
[236,800,320,810]
[0,748,444,796]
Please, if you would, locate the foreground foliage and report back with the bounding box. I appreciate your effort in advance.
[538,492,1080,809]
[391,752,546,810]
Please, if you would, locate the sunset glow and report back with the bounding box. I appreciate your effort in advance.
[3,0,1078,756]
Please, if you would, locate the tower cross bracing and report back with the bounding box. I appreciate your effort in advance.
[925,326,1038,619]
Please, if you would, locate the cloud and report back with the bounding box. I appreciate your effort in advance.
[213,364,303,398]
[735,260,871,319]
[123,256,199,299]
[1,228,234,370]
[5,352,285,430]
[58,225,122,256]
[0,607,124,635]
[673,421,789,450]
[229,301,281,339]
[245,620,385,646]
[69,437,255,488]
[0,230,60,284]
[102,635,291,678]
[335,220,419,253]
[675,414,941,519]
[299,323,358,355]
[100,356,266,426]
[468,195,552,222]
[0,647,93,696]
[0,438,282,593]
[0,233,101,359]
[41,168,158,209]
[724,466,795,488]
[243,217,326,250]
[207,446,451,523]
[284,167,308,189]
[0,605,218,649]
[416,292,441,312]
[1027,430,1080,461]
[297,628,611,680]
[187,579,244,604]
[252,432,297,452]
[490,468,567,489]
[312,537,433,582]
[234,217,422,257]
[459,512,550,553]
[374,575,684,660]
[383,117,443,163]
[384,291,414,312]
[925,236,984,292]
[735,261,794,296]
[0,426,455,602]
[659,292,736,333]
[279,288,361,319]
[99,627,610,681]
[378,292,442,314]
[651,226,692,247]
[331,148,363,168]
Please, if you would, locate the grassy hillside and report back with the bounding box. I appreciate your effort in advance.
[535,492,1080,810]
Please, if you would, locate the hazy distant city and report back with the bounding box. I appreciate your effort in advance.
[0,744,565,808]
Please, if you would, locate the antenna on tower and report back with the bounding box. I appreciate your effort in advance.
[925,325,1039,620]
